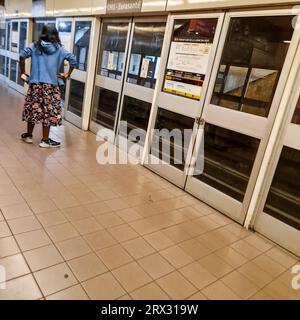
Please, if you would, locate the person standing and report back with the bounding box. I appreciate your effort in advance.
[19,24,77,148]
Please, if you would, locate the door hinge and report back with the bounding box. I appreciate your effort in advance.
[195,117,205,126]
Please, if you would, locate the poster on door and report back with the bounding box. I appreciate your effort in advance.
[163,18,217,100]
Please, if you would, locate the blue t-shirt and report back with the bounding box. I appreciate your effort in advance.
[20,41,77,86]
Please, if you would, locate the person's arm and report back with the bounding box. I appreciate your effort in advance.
[57,49,77,80]
[19,44,33,81]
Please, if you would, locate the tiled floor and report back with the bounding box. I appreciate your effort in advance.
[0,83,299,300]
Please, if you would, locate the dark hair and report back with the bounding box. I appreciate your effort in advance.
[35,24,62,52]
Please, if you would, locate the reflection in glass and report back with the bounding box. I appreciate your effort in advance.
[11,22,18,53]
[19,22,27,52]
[0,22,6,50]
[5,57,9,77]
[120,96,152,146]
[151,108,194,171]
[68,80,85,117]
[0,55,5,75]
[10,59,17,82]
[264,147,300,230]
[127,22,165,89]
[98,22,129,80]
[292,95,300,125]
[211,16,295,117]
[73,21,91,71]
[92,87,119,130]
[194,124,260,202]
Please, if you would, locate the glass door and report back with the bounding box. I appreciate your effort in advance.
[116,18,166,155]
[185,10,300,223]
[57,17,95,128]
[144,13,225,187]
[7,19,31,94]
[90,18,131,142]
[0,20,8,81]
[254,46,300,256]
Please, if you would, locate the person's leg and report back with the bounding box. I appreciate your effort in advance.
[27,122,35,135]
[42,125,50,140]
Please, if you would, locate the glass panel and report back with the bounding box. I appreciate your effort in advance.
[5,57,9,77]
[98,22,129,80]
[91,87,119,130]
[68,80,85,117]
[211,16,295,117]
[11,22,18,53]
[0,22,6,50]
[19,21,27,52]
[119,96,152,145]
[6,22,10,51]
[163,18,218,100]
[73,21,91,71]
[127,22,165,89]
[151,108,194,171]
[0,55,5,75]
[264,147,300,231]
[10,59,17,82]
[292,95,300,125]
[194,124,260,202]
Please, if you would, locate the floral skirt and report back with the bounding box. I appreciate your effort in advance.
[23,83,62,127]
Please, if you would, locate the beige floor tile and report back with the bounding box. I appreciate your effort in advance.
[15,229,51,251]
[108,224,139,242]
[122,237,155,260]
[252,254,286,278]
[178,239,211,260]
[192,203,216,216]
[221,271,260,299]
[198,254,234,278]
[23,244,64,272]
[160,245,194,269]
[0,236,20,258]
[196,232,226,251]
[250,289,275,300]
[51,195,80,210]
[75,191,100,205]
[202,281,241,300]
[238,262,274,289]
[8,216,42,235]
[0,254,30,281]
[72,217,102,235]
[266,246,299,268]
[96,244,133,270]
[244,234,274,252]
[0,221,11,238]
[84,201,113,215]
[95,212,125,228]
[1,202,33,220]
[131,283,170,300]
[194,216,220,233]
[105,198,129,211]
[113,262,152,292]
[144,231,174,251]
[84,230,117,251]
[68,253,107,281]
[156,271,197,300]
[62,205,92,221]
[118,294,132,300]
[162,225,192,244]
[82,272,126,300]
[47,284,89,300]
[130,219,159,236]
[28,199,57,214]
[46,222,79,242]
[230,240,262,260]
[263,279,300,300]
[116,208,143,223]
[0,194,25,208]
[56,237,91,260]
[187,292,208,300]
[37,210,67,227]
[138,253,174,279]
[215,247,248,268]
[180,262,217,290]
[0,274,42,300]
[34,263,78,296]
